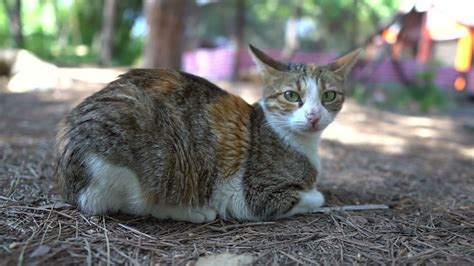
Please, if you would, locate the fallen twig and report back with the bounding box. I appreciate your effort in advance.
[314,204,390,213]
[208,221,275,232]
[117,223,157,240]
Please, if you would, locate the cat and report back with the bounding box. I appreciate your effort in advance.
[55,45,360,223]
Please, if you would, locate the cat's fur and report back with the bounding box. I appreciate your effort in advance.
[55,45,360,223]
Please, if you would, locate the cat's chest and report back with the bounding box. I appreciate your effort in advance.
[298,145,321,173]
[263,135,320,181]
[287,144,321,182]
[277,133,321,174]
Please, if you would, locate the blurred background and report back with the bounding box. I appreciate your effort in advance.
[1,3,473,262]
[0,0,473,111]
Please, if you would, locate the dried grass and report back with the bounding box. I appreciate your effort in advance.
[1,86,473,265]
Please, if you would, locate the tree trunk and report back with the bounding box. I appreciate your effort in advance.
[3,0,23,48]
[231,0,246,81]
[99,0,118,66]
[143,0,186,69]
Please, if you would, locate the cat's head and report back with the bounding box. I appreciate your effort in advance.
[249,45,360,136]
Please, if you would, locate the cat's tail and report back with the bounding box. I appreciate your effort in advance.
[54,118,90,205]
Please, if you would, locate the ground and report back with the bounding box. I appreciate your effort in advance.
[1,73,473,265]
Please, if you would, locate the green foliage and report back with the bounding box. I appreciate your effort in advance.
[0,0,401,66]
[196,2,235,43]
[244,0,400,51]
[386,69,448,112]
[192,0,401,51]
[351,83,371,105]
[385,84,413,108]
[0,0,143,66]
[407,69,449,112]
[23,31,57,60]
[71,0,104,46]
[0,2,11,47]
[245,0,293,48]
[351,69,450,113]
[113,0,143,65]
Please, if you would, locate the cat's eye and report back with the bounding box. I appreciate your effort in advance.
[322,91,337,102]
[283,91,301,103]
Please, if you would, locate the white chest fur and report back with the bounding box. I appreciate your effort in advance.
[287,132,322,173]
[265,119,322,173]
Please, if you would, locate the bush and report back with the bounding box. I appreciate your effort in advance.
[407,69,448,112]
[350,68,450,113]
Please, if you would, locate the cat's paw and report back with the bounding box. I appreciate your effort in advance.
[187,207,217,223]
[285,189,325,216]
[151,205,217,223]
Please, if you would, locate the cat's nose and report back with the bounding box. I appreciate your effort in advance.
[305,112,320,127]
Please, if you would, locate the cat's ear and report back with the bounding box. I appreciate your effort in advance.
[328,48,362,78]
[248,44,287,75]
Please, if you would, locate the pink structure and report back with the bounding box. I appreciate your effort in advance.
[182,47,474,93]
[183,48,337,79]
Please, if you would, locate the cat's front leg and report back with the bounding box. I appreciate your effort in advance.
[282,189,324,217]
[246,185,324,220]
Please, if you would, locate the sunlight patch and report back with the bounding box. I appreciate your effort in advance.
[324,123,406,154]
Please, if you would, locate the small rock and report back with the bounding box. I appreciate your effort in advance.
[195,253,253,266]
[30,245,51,258]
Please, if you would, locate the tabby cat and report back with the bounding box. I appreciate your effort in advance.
[55,45,360,223]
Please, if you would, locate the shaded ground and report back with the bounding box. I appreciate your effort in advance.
[1,74,473,265]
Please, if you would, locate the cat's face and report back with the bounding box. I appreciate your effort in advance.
[249,45,360,136]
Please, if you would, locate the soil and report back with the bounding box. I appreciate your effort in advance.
[1,76,473,265]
